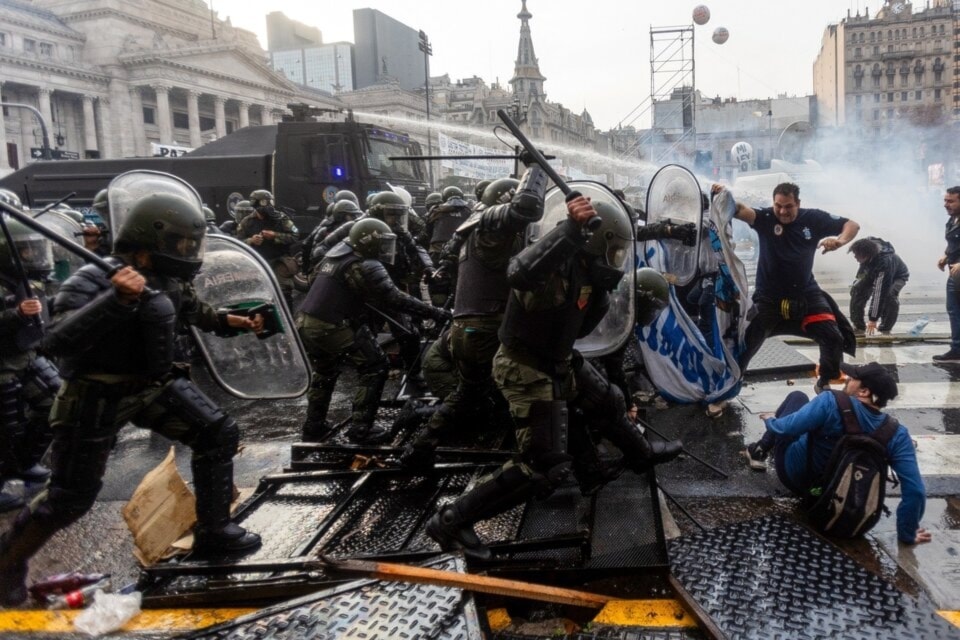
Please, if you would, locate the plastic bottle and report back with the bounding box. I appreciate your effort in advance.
[46,578,111,609]
[909,315,929,337]
[29,572,109,600]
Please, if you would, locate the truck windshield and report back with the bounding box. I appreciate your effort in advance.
[365,137,421,182]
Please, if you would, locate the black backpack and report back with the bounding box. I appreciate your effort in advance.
[804,390,899,538]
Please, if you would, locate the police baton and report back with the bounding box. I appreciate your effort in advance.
[495,109,600,230]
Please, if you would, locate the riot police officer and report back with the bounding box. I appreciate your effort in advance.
[297,218,451,443]
[237,189,299,305]
[426,196,683,560]
[302,199,362,278]
[0,219,59,511]
[423,186,472,264]
[203,206,225,236]
[0,189,265,606]
[401,168,548,470]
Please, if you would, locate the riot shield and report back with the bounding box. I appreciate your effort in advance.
[107,170,203,243]
[190,235,310,399]
[537,181,635,358]
[644,165,703,287]
[33,209,85,281]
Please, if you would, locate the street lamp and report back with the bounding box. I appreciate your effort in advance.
[1,102,52,160]
[418,30,434,189]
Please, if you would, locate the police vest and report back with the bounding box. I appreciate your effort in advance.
[430,206,470,249]
[300,253,365,323]
[452,230,514,318]
[498,258,595,366]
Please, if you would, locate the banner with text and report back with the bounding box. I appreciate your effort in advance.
[437,132,513,180]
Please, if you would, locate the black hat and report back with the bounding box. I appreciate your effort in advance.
[839,362,898,405]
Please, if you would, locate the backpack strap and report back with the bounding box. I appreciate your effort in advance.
[870,415,900,448]
[830,389,862,435]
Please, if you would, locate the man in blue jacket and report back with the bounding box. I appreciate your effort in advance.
[745,361,931,545]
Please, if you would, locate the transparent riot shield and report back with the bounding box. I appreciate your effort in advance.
[33,210,85,282]
[644,165,703,287]
[190,235,310,399]
[537,181,635,358]
[107,170,203,241]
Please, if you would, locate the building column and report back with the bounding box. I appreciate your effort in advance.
[187,90,202,148]
[129,87,145,157]
[95,97,113,158]
[238,101,250,129]
[152,84,173,145]
[37,89,53,133]
[213,96,226,138]
[81,95,98,155]
[0,82,8,170]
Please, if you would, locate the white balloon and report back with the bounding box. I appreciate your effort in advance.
[692,5,711,25]
[731,141,752,171]
[712,27,729,45]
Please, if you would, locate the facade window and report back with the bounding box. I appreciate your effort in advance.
[199,116,215,131]
[915,90,922,100]
[142,107,155,125]
[939,24,945,35]
[873,109,880,120]
[23,38,35,53]
[855,47,861,58]
[886,108,894,119]
[874,45,880,55]
[935,88,942,100]
[0,33,6,48]
[887,92,894,102]
[887,30,892,41]
[855,74,863,89]
[874,93,880,103]
[38,42,53,57]
[855,95,862,105]
[226,121,235,135]
[901,91,908,101]
[920,26,924,37]
[172,111,189,129]
[887,44,894,53]
[935,39,942,51]
[913,27,917,38]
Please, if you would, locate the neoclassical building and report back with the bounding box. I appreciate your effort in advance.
[0,0,341,172]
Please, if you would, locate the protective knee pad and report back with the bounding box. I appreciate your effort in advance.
[194,416,240,464]
[524,399,570,464]
[572,357,626,423]
[156,378,228,431]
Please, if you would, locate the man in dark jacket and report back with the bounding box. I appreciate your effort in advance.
[848,237,909,336]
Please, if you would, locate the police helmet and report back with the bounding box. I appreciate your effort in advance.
[368,191,408,232]
[202,206,216,223]
[481,178,520,207]
[234,200,255,221]
[332,199,362,224]
[334,189,359,205]
[474,180,492,203]
[441,186,464,203]
[348,217,396,264]
[0,216,53,279]
[635,267,670,326]
[425,192,443,209]
[91,188,109,215]
[249,189,273,208]
[584,200,633,291]
[114,192,206,281]
[0,189,22,210]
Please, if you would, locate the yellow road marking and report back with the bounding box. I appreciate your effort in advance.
[592,599,697,627]
[0,608,257,633]
[939,611,960,628]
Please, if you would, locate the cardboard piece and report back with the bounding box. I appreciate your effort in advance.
[121,447,196,565]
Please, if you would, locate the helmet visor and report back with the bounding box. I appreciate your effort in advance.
[15,235,53,274]
[606,241,628,270]
[381,206,408,232]
[378,233,397,265]
[162,233,206,261]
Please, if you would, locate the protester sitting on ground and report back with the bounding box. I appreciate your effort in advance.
[745,362,931,545]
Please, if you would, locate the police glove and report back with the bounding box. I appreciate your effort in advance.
[667,222,698,246]
[518,148,537,168]
[430,307,453,323]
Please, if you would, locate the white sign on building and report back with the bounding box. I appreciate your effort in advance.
[151,143,194,158]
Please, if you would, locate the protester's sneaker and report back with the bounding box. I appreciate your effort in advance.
[933,350,960,363]
[813,379,831,395]
[744,442,768,471]
[853,328,866,337]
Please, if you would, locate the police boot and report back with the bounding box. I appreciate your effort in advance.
[346,369,390,445]
[570,418,625,496]
[301,405,332,443]
[0,480,23,513]
[426,464,539,561]
[192,460,261,556]
[0,503,69,606]
[604,417,682,475]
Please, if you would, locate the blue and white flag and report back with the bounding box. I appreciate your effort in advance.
[636,189,752,403]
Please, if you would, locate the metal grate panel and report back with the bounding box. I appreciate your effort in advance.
[669,515,960,639]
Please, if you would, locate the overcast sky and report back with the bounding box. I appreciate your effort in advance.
[219,0,885,131]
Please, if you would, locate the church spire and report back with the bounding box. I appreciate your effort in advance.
[509,0,546,103]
